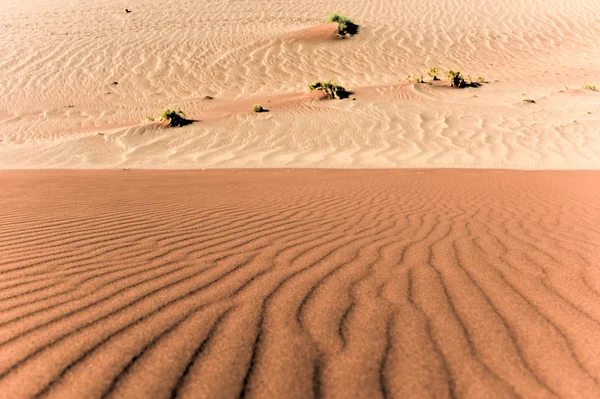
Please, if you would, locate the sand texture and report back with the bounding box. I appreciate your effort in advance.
[1,169,600,398]
[1,0,600,169]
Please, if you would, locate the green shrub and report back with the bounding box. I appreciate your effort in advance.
[405,74,424,83]
[584,83,598,91]
[308,80,352,99]
[253,104,267,112]
[325,13,359,37]
[143,109,191,127]
[427,67,440,81]
[445,71,485,88]
[160,109,191,127]
[466,75,486,85]
[447,70,467,88]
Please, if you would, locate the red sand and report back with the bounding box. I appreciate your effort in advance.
[1,170,600,398]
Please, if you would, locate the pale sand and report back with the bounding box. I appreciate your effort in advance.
[1,0,599,168]
[1,170,600,398]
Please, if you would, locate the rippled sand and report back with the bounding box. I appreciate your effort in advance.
[1,170,600,398]
[1,0,599,168]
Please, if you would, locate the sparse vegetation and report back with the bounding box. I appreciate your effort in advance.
[445,70,484,88]
[145,109,191,127]
[308,81,352,99]
[253,104,267,113]
[405,74,424,84]
[467,75,486,84]
[523,99,536,103]
[446,70,467,88]
[427,67,440,81]
[584,83,598,92]
[325,13,359,37]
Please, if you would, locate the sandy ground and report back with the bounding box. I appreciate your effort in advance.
[1,0,599,168]
[1,170,600,398]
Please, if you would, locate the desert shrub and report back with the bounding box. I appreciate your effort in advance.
[427,67,440,81]
[584,83,598,91]
[160,109,191,127]
[308,81,352,99]
[445,71,486,88]
[253,104,267,112]
[405,74,424,83]
[446,70,467,88]
[466,75,486,85]
[325,13,359,37]
[144,109,191,127]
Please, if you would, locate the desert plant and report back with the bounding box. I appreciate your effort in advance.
[427,66,440,81]
[325,13,359,37]
[253,104,267,113]
[465,75,486,85]
[160,109,191,127]
[447,70,467,88]
[308,80,352,99]
[405,74,424,83]
[144,109,191,127]
[584,83,598,91]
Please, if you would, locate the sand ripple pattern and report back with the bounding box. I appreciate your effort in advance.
[1,170,600,398]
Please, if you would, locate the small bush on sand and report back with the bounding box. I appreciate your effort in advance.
[446,71,485,88]
[253,104,267,112]
[308,81,352,99]
[160,109,191,127]
[405,74,424,83]
[584,83,598,91]
[325,13,359,37]
[466,75,486,84]
[447,70,467,88]
[427,66,440,81]
[145,109,191,127]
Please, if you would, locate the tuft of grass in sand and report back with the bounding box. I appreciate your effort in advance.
[308,81,352,99]
[446,70,484,88]
[404,74,424,83]
[325,13,359,37]
[447,70,467,88]
[427,66,440,81]
[253,104,267,113]
[145,109,191,127]
[584,83,598,91]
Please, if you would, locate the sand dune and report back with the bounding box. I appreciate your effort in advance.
[1,0,599,168]
[1,170,600,398]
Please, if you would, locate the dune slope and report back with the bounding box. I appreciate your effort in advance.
[1,0,599,168]
[1,169,600,398]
